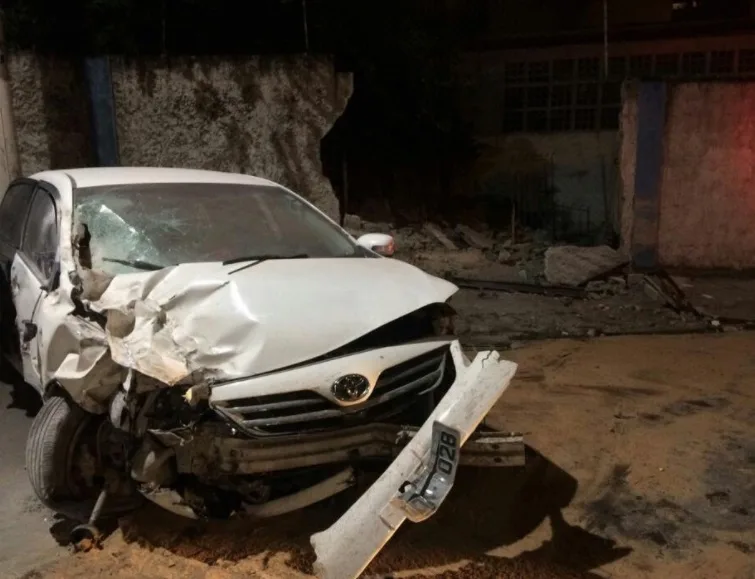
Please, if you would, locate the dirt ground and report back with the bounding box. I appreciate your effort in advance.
[15,333,755,579]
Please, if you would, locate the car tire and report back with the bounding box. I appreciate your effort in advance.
[26,395,141,521]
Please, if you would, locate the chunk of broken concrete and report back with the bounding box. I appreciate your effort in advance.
[423,223,458,251]
[544,245,628,287]
[343,213,362,231]
[497,249,513,263]
[456,224,494,250]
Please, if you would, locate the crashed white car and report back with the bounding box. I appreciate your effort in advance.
[0,168,522,577]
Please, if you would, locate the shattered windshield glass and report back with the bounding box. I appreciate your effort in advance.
[74,182,360,275]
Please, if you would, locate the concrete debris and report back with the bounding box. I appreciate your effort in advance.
[585,277,628,297]
[448,276,586,298]
[423,223,458,251]
[455,224,494,250]
[343,213,362,231]
[643,280,666,303]
[627,273,645,288]
[544,245,628,287]
[342,214,733,342]
[497,249,513,263]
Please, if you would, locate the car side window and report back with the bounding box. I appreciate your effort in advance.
[0,182,36,247]
[21,190,59,282]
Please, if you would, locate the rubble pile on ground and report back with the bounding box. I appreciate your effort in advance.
[343,213,728,344]
[343,214,547,279]
[544,245,629,287]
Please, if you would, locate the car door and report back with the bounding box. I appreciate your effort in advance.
[10,184,61,389]
[0,179,37,374]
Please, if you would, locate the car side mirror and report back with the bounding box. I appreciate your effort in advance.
[356,233,395,257]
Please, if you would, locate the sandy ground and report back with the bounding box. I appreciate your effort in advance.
[0,374,65,578]
[4,333,755,579]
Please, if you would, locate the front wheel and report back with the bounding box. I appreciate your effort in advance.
[25,395,141,521]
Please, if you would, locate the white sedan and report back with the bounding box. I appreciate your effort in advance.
[0,167,523,578]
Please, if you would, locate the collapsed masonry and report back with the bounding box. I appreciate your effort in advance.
[344,214,741,344]
[344,213,628,285]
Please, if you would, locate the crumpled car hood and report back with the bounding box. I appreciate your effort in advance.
[87,257,458,386]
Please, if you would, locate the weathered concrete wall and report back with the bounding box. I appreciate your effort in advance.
[7,53,352,219]
[8,54,94,175]
[658,83,755,269]
[621,81,755,270]
[472,132,619,234]
[618,82,639,257]
[110,56,351,219]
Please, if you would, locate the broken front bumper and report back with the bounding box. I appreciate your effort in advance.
[162,422,524,475]
[310,344,519,579]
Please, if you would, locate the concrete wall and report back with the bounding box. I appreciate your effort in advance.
[8,54,94,175]
[659,83,755,269]
[621,81,755,270]
[619,83,639,257]
[7,53,352,219]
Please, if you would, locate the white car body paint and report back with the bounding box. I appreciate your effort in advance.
[11,168,454,411]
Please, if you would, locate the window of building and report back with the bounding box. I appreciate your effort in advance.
[681,52,707,75]
[739,50,755,73]
[501,58,615,132]
[709,51,735,74]
[499,44,755,134]
[655,53,680,75]
[628,55,653,77]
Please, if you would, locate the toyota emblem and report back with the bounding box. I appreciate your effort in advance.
[331,374,370,403]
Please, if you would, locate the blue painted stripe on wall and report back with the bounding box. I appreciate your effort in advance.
[84,57,120,167]
[631,82,666,270]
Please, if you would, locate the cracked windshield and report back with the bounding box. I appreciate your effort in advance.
[74,182,360,275]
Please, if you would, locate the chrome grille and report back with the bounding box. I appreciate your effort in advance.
[216,346,451,436]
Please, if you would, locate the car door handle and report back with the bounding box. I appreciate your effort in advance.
[21,320,37,343]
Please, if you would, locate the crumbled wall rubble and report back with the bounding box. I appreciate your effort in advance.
[345,214,720,345]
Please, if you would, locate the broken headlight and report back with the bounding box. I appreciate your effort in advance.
[431,304,456,336]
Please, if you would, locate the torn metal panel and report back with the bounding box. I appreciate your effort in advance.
[310,343,518,579]
[139,488,199,520]
[243,468,355,518]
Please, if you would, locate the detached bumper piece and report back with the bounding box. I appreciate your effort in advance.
[310,345,519,579]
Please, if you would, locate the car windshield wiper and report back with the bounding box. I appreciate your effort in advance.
[222,253,310,266]
[102,257,168,271]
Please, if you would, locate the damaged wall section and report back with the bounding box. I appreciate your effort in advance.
[110,56,352,220]
[7,53,353,221]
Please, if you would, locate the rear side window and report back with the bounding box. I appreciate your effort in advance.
[0,182,35,247]
[22,190,59,281]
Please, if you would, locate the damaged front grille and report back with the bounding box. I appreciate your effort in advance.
[215,346,453,436]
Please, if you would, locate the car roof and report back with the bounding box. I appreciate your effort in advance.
[30,167,280,189]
